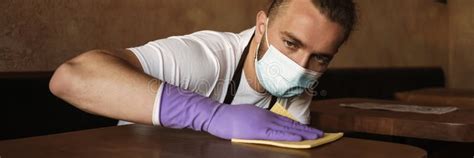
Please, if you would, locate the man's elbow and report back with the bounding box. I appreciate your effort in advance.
[49,50,101,98]
[49,59,79,98]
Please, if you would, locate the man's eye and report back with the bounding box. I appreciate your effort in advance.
[313,55,331,64]
[283,40,297,49]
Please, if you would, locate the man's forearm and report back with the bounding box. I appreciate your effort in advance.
[49,50,160,125]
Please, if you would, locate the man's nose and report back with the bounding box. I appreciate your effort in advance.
[294,53,311,69]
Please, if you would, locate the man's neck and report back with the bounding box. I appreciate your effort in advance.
[243,34,266,93]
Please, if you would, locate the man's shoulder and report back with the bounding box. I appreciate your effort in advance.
[180,27,255,48]
[188,27,255,38]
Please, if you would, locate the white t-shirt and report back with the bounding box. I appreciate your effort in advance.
[123,27,312,125]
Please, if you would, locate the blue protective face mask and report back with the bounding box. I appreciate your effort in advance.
[255,19,323,98]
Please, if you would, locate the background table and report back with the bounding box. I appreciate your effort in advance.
[395,88,474,107]
[0,124,426,158]
[310,98,474,142]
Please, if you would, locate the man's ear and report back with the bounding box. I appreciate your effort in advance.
[255,11,268,42]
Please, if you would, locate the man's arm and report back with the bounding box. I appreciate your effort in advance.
[49,34,324,141]
[49,49,160,125]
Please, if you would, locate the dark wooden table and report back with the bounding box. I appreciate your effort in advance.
[395,88,474,107]
[310,98,474,142]
[0,124,426,158]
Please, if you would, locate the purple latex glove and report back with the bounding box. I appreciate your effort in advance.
[159,82,323,141]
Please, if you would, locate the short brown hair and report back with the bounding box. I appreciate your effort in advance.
[267,0,357,43]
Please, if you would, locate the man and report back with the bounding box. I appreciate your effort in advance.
[50,0,356,141]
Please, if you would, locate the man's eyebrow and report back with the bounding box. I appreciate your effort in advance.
[281,31,306,48]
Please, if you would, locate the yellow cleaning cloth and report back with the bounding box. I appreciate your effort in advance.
[231,102,343,149]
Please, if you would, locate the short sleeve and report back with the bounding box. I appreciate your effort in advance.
[127,31,237,97]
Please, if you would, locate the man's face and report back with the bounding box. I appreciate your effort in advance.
[257,0,345,73]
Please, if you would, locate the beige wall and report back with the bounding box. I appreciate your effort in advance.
[0,0,267,71]
[334,0,448,70]
[0,0,472,89]
[448,0,474,89]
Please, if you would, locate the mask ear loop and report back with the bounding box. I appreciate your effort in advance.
[255,18,271,62]
[265,18,270,48]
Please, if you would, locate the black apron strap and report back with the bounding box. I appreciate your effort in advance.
[223,35,277,110]
[223,35,252,104]
[267,96,278,110]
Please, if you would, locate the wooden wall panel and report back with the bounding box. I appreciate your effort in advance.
[448,0,474,89]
